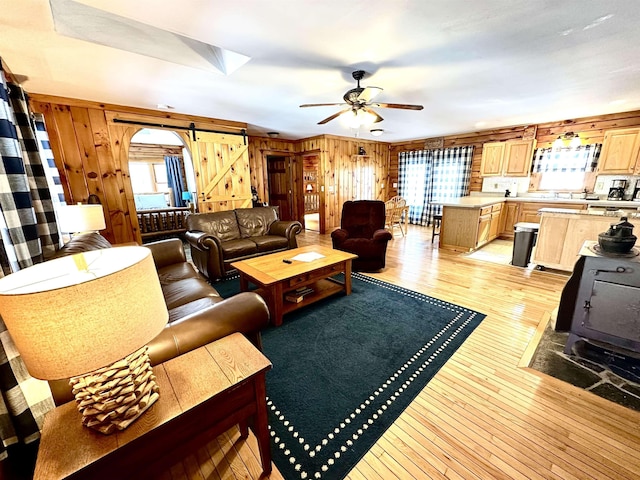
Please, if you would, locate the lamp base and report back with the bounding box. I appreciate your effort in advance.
[69,346,159,435]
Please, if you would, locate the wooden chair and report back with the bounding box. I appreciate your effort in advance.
[385,196,407,236]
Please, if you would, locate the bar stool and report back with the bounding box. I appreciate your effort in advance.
[432,214,442,243]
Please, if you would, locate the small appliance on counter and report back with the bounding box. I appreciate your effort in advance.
[634,179,640,202]
[607,179,627,200]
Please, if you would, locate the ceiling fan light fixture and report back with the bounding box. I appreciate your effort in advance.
[340,109,377,129]
[370,128,384,137]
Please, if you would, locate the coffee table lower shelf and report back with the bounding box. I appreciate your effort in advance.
[282,277,345,314]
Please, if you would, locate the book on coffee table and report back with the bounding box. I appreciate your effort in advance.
[285,287,314,303]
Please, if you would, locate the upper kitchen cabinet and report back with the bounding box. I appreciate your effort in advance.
[479,142,506,176]
[480,139,535,177]
[597,128,640,174]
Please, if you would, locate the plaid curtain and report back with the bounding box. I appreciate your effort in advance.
[531,144,602,173]
[0,61,56,460]
[0,65,60,275]
[398,146,474,226]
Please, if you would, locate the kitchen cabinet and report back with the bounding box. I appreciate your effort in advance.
[597,128,640,174]
[480,139,536,177]
[517,201,584,224]
[440,202,503,252]
[532,211,634,271]
[479,143,506,176]
[499,202,520,238]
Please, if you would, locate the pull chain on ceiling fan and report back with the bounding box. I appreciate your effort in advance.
[300,70,423,125]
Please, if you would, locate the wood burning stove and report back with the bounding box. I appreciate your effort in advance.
[557,241,640,355]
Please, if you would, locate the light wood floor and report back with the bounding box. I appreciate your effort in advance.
[164,225,640,480]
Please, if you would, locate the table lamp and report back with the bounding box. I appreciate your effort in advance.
[0,247,168,434]
[181,191,195,212]
[58,203,106,235]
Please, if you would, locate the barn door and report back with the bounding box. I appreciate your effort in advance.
[267,155,295,220]
[190,132,252,212]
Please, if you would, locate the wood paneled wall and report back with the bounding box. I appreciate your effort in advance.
[128,143,183,163]
[32,88,640,241]
[317,136,390,231]
[248,135,391,232]
[30,94,247,244]
[390,109,640,193]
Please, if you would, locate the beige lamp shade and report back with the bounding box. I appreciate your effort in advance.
[58,204,106,233]
[0,247,168,380]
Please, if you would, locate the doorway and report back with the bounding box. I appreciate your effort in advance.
[267,155,295,221]
[128,128,197,209]
[303,155,320,232]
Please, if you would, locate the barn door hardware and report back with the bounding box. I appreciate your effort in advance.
[112,118,247,144]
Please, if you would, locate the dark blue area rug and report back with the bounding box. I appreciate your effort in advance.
[213,272,485,479]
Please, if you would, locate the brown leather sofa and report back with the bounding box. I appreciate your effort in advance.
[48,233,270,405]
[185,206,303,281]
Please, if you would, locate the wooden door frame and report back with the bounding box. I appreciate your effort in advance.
[265,153,302,222]
[299,152,324,233]
[110,124,194,243]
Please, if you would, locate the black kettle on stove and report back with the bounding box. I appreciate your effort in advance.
[598,217,637,254]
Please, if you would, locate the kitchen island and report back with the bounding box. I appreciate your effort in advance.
[533,208,640,271]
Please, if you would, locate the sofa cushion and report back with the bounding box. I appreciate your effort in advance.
[235,207,278,238]
[156,262,201,284]
[252,235,289,252]
[186,210,241,242]
[163,277,221,310]
[221,238,259,259]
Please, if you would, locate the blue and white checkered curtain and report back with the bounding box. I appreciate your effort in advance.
[398,146,474,226]
[0,61,57,461]
[532,144,601,173]
[0,63,60,275]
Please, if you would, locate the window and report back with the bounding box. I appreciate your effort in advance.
[531,144,601,191]
[129,161,169,194]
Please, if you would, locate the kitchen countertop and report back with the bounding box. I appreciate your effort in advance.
[435,196,640,209]
[539,207,640,218]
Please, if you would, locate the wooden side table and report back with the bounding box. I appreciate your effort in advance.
[34,333,272,479]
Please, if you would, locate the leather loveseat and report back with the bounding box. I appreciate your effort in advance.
[48,233,270,405]
[185,206,303,281]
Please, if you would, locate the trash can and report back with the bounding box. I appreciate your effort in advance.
[512,222,539,267]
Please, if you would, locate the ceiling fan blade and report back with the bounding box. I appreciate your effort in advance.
[318,108,352,125]
[300,103,347,108]
[372,102,424,110]
[363,107,384,124]
[357,86,383,103]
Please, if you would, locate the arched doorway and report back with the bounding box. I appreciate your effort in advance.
[128,128,197,242]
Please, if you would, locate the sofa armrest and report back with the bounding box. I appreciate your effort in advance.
[147,292,270,365]
[269,220,303,248]
[373,229,393,242]
[145,238,186,269]
[331,228,349,243]
[184,230,210,249]
[185,231,225,280]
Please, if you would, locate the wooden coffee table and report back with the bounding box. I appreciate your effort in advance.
[232,245,358,326]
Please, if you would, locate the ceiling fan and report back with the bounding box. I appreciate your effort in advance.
[300,70,424,125]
